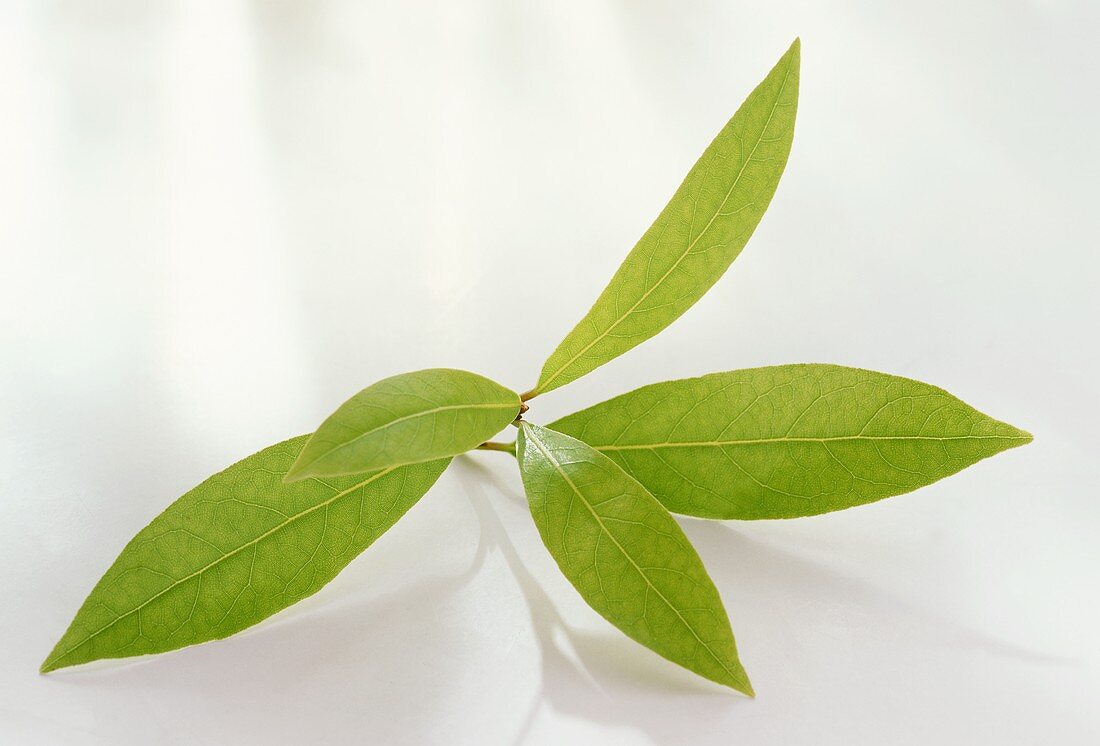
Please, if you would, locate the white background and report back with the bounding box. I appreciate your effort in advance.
[2,1,1098,744]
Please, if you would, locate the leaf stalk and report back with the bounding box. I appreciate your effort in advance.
[476,440,517,455]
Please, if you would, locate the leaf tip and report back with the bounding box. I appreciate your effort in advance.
[281,452,314,483]
[726,667,755,697]
[787,36,801,63]
[714,671,754,696]
[39,652,62,675]
[40,631,78,674]
[999,421,1033,448]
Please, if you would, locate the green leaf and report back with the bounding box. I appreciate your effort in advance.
[286,368,520,481]
[527,39,800,398]
[41,437,449,672]
[516,422,752,694]
[550,365,1032,520]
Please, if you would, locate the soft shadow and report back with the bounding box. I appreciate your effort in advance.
[46,493,496,744]
[456,457,1071,745]
[681,519,1072,667]
[50,501,492,681]
[49,459,1067,745]
[453,457,752,746]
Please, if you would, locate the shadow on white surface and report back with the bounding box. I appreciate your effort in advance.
[18,449,1090,745]
[454,458,747,746]
[454,457,1075,744]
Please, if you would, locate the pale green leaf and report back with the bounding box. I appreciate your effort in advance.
[527,39,800,397]
[516,422,752,694]
[286,368,520,481]
[42,436,450,672]
[550,365,1032,519]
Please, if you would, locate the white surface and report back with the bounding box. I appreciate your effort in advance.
[2,1,1098,744]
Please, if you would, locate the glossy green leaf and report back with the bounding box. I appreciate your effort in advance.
[550,365,1032,520]
[527,39,800,398]
[516,422,752,694]
[42,437,450,672]
[286,368,520,481]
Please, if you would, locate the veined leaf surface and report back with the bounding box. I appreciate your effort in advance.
[286,368,520,481]
[550,365,1032,519]
[527,40,800,397]
[42,437,450,672]
[516,422,752,693]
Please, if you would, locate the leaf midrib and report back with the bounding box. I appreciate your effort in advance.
[43,468,396,670]
[535,53,796,395]
[524,426,748,690]
[594,434,1030,451]
[306,401,518,467]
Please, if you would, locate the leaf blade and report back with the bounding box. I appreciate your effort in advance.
[550,364,1032,519]
[529,39,800,397]
[42,436,450,672]
[286,368,520,481]
[516,422,752,693]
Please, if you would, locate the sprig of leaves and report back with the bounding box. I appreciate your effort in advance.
[43,39,1030,695]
